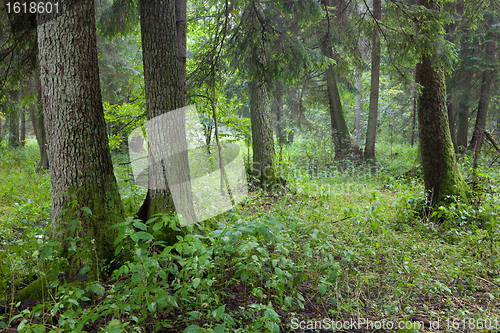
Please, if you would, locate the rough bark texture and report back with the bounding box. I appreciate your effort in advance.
[416,56,468,204]
[31,70,49,170]
[364,0,381,161]
[249,79,278,189]
[138,0,196,229]
[469,70,493,150]
[175,0,187,105]
[37,0,125,279]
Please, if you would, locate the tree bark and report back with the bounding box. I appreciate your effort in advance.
[364,0,381,162]
[37,0,125,279]
[20,107,26,147]
[274,81,286,145]
[249,79,279,189]
[31,69,49,170]
[416,53,468,205]
[468,70,493,150]
[175,0,187,105]
[456,98,469,149]
[355,69,363,145]
[324,61,352,160]
[138,0,196,229]
[322,0,352,160]
[447,91,456,150]
[411,90,417,147]
[8,107,19,148]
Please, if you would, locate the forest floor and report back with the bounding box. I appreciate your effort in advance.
[1,138,500,332]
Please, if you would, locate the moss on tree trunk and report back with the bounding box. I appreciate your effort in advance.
[416,56,469,205]
[37,0,125,281]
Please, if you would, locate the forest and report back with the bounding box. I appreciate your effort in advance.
[1,0,500,331]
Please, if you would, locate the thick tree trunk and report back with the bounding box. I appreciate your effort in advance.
[324,61,352,160]
[364,0,381,162]
[468,71,493,150]
[175,0,187,105]
[249,79,278,189]
[416,55,468,205]
[37,0,125,279]
[138,0,196,229]
[322,0,352,160]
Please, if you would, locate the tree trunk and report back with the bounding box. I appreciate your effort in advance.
[355,68,363,145]
[275,81,286,146]
[322,0,352,160]
[416,53,468,205]
[447,91,456,150]
[411,91,417,147]
[31,69,49,170]
[20,107,26,147]
[37,0,125,279]
[364,0,381,162]
[456,99,469,149]
[287,87,300,144]
[138,0,196,229]
[468,70,493,150]
[175,0,187,105]
[324,61,352,160]
[249,79,279,189]
[8,108,19,148]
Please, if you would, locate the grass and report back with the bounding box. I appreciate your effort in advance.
[1,136,500,332]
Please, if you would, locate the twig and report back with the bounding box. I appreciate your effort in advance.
[331,216,352,223]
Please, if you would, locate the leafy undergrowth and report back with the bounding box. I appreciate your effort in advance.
[1,140,500,333]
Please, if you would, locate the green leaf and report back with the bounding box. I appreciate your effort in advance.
[192,277,201,289]
[133,221,148,231]
[319,283,327,296]
[147,301,156,312]
[256,225,273,240]
[152,221,163,233]
[214,323,226,332]
[135,231,154,241]
[90,283,105,296]
[40,244,53,259]
[17,320,27,331]
[68,299,79,307]
[212,304,225,321]
[183,325,201,333]
[81,206,92,215]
